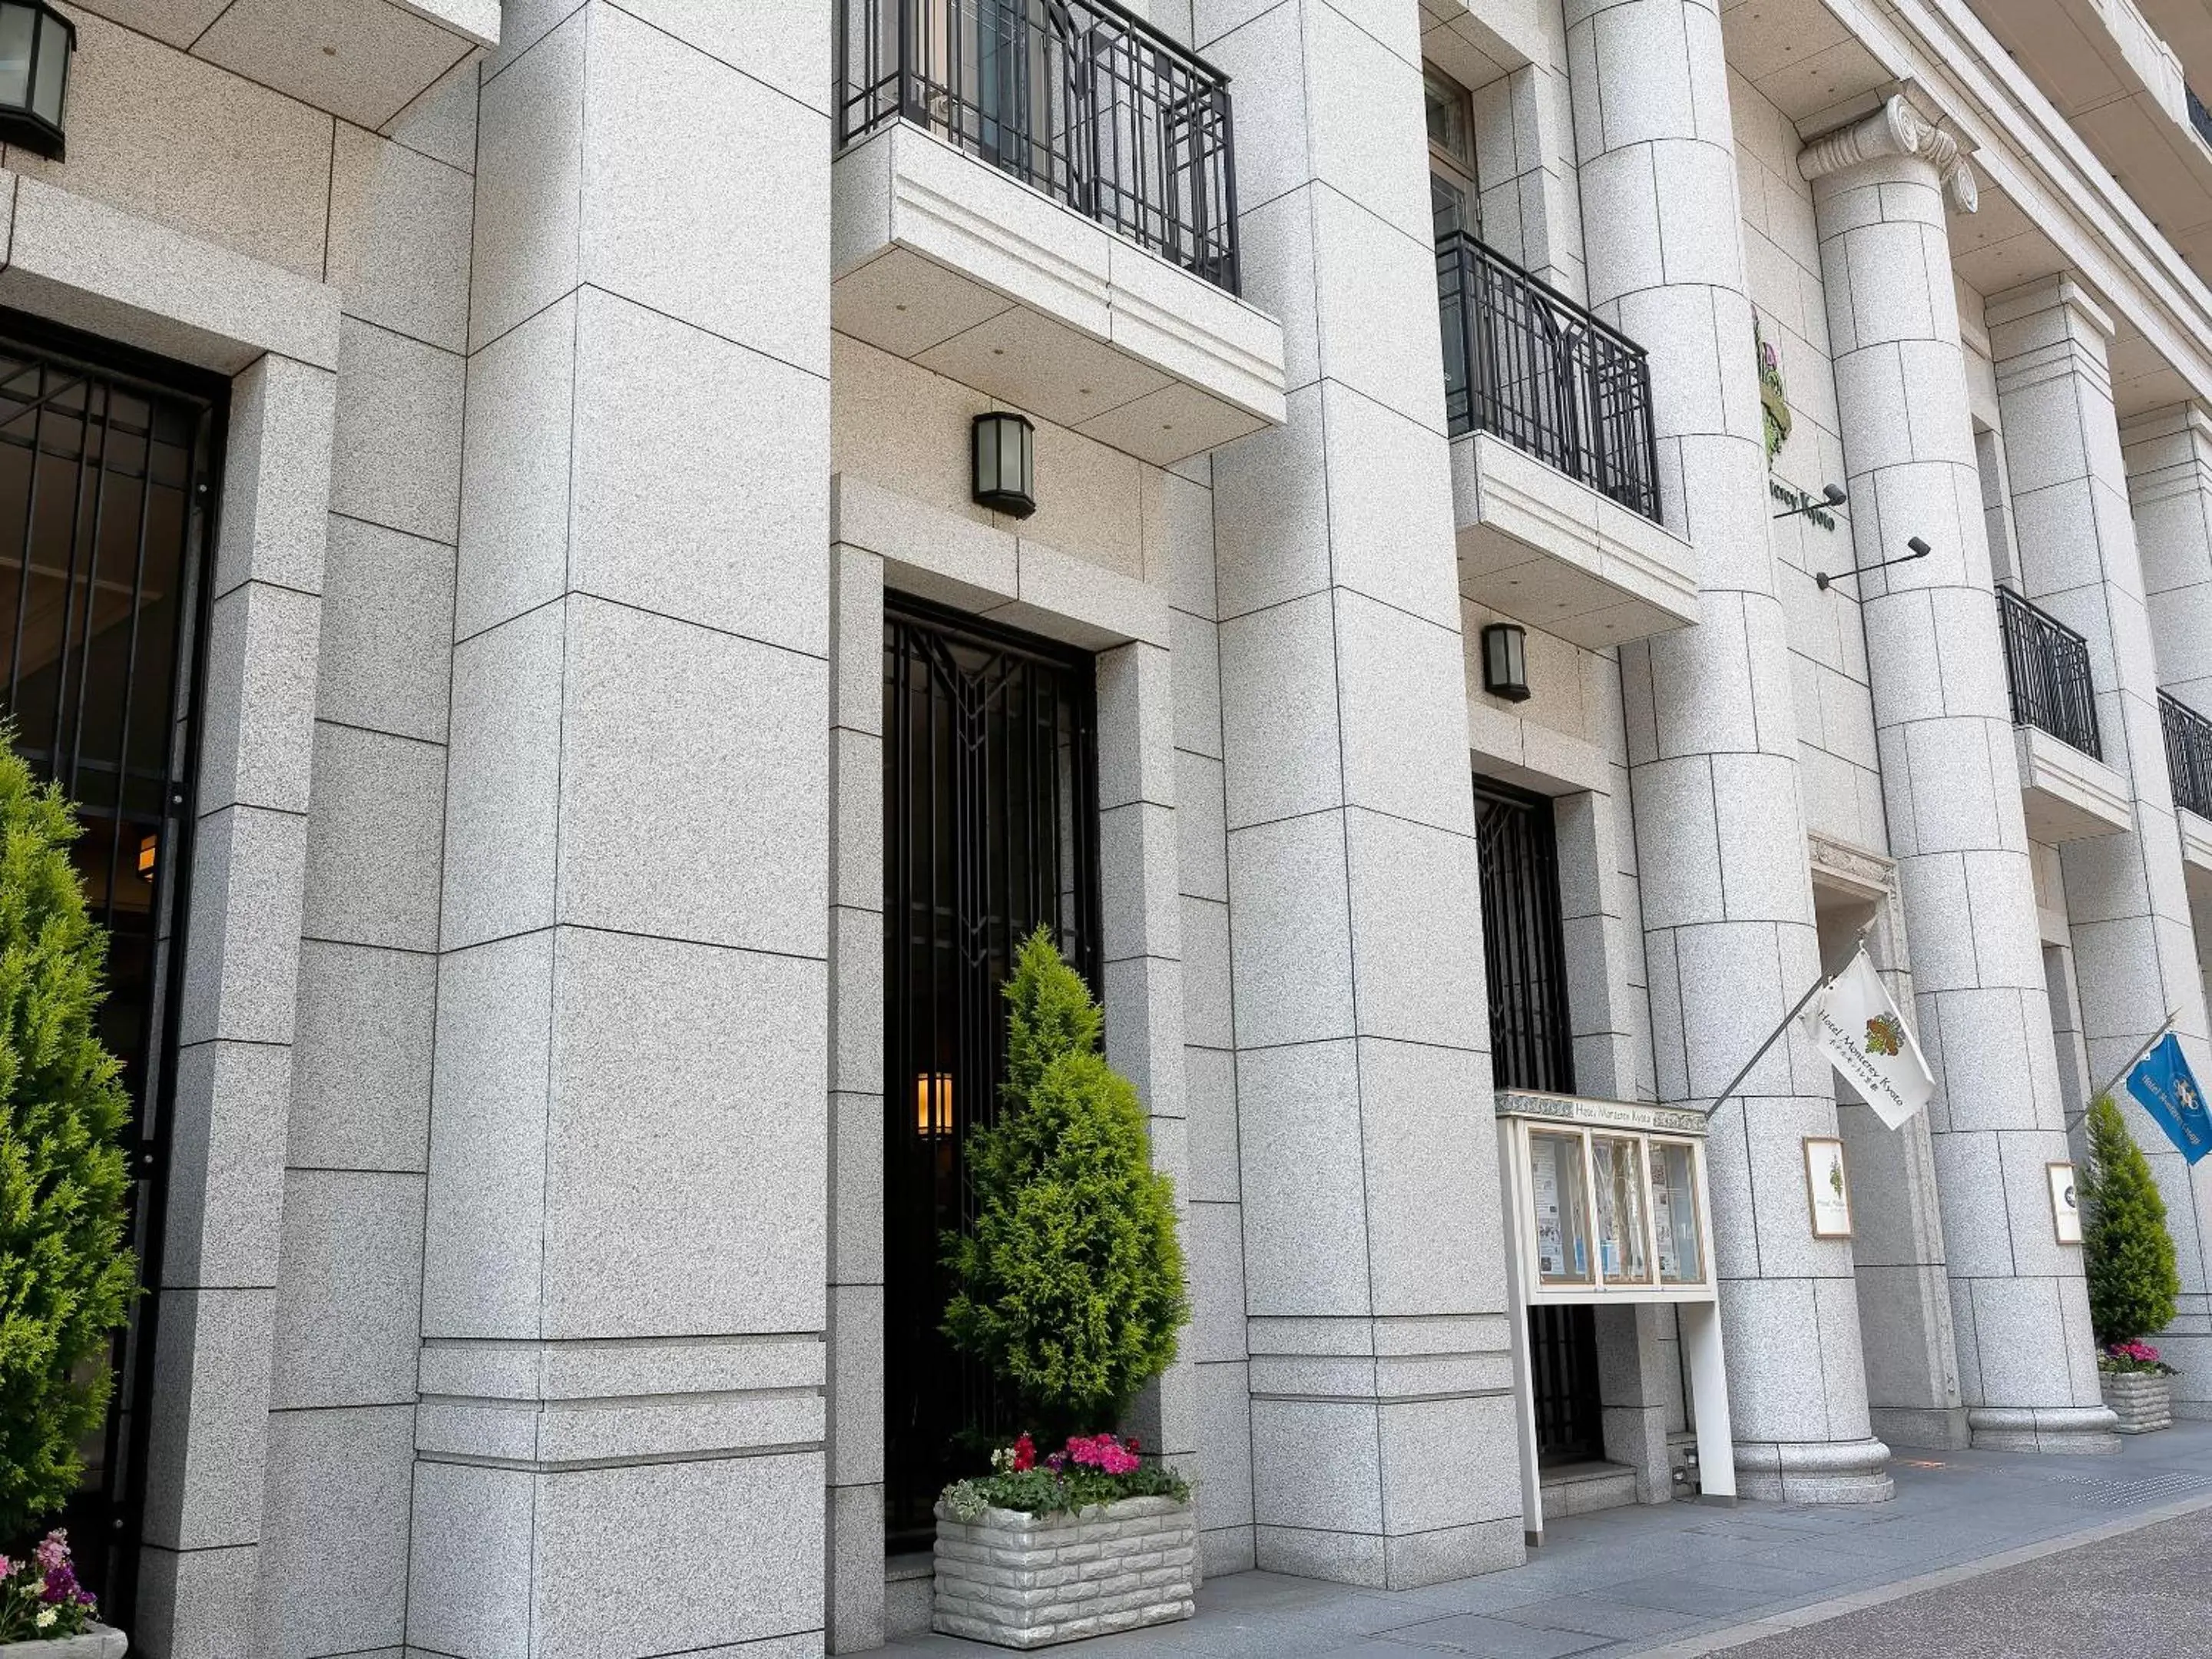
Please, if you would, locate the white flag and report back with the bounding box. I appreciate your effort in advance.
[1803,948,1935,1130]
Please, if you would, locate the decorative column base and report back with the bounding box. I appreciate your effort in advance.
[1967,1406,2122,1453]
[1869,1404,1971,1452]
[1734,1437,1896,1504]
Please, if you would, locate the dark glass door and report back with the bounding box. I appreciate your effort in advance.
[0,314,224,1613]
[882,596,1099,1548]
[1474,776,1602,1462]
[1528,1305,1604,1465]
[1474,776,1575,1096]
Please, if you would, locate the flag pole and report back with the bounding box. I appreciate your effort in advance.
[1704,972,1830,1120]
[2065,1009,2181,1131]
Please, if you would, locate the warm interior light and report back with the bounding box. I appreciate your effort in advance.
[916,1072,953,1137]
[136,833,157,882]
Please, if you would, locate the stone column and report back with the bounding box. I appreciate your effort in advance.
[1194,0,1522,1587]
[1992,279,2212,1410]
[2125,406,2212,716]
[1566,0,1890,1501]
[1799,101,2112,1452]
[407,8,835,1655]
[2112,405,2212,1397]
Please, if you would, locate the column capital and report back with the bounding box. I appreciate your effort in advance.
[1799,94,1978,214]
[1986,273,2116,340]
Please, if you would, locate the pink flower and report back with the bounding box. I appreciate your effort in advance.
[0,1556,15,1579]
[32,1533,67,1574]
[1065,1434,1141,1475]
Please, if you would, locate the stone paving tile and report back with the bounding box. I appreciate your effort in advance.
[867,1422,2212,1657]
[1363,1611,1616,1657]
[1476,1596,1702,1641]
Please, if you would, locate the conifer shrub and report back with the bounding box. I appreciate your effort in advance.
[2081,1091,2181,1356]
[942,929,1189,1449]
[0,747,136,1543]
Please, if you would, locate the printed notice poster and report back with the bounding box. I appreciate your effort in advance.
[1652,1183,1679,1281]
[1532,1142,1565,1278]
[1804,1136,1853,1239]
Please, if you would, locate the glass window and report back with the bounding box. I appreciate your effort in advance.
[1651,1139,1704,1285]
[1528,1130,1592,1286]
[1425,68,1475,171]
[1592,1135,1651,1285]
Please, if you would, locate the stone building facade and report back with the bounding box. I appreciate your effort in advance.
[16,0,2212,1654]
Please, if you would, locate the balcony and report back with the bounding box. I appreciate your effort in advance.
[2164,690,2212,817]
[2000,588,2132,842]
[88,0,495,128]
[831,0,1286,466]
[1439,232,1696,649]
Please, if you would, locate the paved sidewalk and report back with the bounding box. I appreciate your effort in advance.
[869,1421,2212,1657]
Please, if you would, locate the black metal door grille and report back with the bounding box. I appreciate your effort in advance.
[0,316,223,1614]
[883,595,1100,1547]
[1528,1304,1604,1465]
[1475,777,1575,1095]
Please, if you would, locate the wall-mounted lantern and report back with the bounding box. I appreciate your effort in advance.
[1482,622,1531,703]
[972,411,1035,518]
[0,2,75,161]
[916,1072,953,1138]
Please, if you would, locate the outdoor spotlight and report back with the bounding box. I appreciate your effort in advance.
[972,411,1036,518]
[0,2,75,161]
[1822,483,1848,507]
[1482,622,1531,703]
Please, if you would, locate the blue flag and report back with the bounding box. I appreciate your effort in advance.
[2126,1033,2212,1164]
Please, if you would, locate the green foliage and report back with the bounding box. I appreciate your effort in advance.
[0,747,136,1542]
[941,1462,1189,1524]
[2081,1092,2181,1349]
[942,929,1189,1439]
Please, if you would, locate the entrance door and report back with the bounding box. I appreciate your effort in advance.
[0,317,225,1617]
[882,597,1100,1547]
[1474,776,1604,1460]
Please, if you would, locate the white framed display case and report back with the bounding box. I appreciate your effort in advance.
[1495,1090,1737,1541]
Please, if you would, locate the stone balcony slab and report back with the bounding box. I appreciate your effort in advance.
[1450,431,1699,648]
[2015,724,2134,842]
[79,0,495,131]
[831,122,1286,468]
[2179,804,2212,895]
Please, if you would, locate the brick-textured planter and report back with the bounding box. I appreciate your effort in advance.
[0,1624,127,1659]
[933,1495,1197,1649]
[2101,1369,2174,1435]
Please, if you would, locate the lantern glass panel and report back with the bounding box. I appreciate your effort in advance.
[31,13,63,126]
[0,8,33,108]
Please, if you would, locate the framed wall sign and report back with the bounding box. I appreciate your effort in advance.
[1803,1136,1853,1238]
[2048,1162,2083,1246]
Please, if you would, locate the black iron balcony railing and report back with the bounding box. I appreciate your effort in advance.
[2190,85,2212,151]
[1998,586,2101,758]
[1436,230,1661,523]
[836,0,1240,293]
[2164,691,2212,818]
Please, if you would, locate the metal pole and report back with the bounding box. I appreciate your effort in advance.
[2065,1009,2181,1131]
[1702,972,1830,1120]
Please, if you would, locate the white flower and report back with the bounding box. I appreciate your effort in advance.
[35,1608,58,1629]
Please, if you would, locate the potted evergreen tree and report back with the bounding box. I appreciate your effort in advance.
[932,929,1193,1650]
[0,745,136,1655]
[2081,1092,2181,1434]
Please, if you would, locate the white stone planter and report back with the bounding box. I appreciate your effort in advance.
[2101,1369,2174,1434]
[0,1624,127,1659]
[933,1495,1197,1650]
